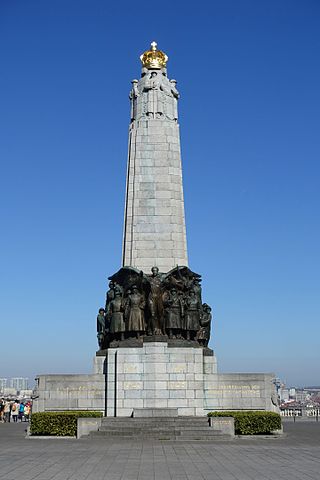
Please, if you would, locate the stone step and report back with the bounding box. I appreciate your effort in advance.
[89,432,230,441]
[101,417,209,421]
[100,424,213,430]
[97,428,220,435]
[94,423,223,437]
[87,416,230,441]
[174,435,232,442]
[101,417,209,425]
[178,429,222,435]
[99,425,211,431]
[92,431,222,437]
[100,421,210,427]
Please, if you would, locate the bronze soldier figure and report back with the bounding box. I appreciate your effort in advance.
[185,290,201,340]
[96,308,106,349]
[109,290,125,341]
[148,266,164,335]
[127,286,145,338]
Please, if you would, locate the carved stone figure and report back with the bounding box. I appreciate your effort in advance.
[128,46,180,123]
[127,286,145,336]
[109,290,125,340]
[170,79,179,120]
[158,80,174,120]
[96,308,106,349]
[129,79,139,120]
[185,290,201,340]
[147,266,164,335]
[143,72,164,118]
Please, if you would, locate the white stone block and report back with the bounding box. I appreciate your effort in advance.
[167,363,188,374]
[144,344,166,354]
[143,353,167,363]
[121,354,143,363]
[187,398,203,408]
[169,373,186,381]
[123,363,143,374]
[144,373,168,381]
[123,399,143,408]
[168,398,188,407]
[122,373,143,382]
[168,381,187,390]
[169,353,186,363]
[144,362,167,374]
[144,399,168,408]
[188,381,203,390]
[186,390,196,399]
[124,390,144,399]
[143,381,167,390]
[169,390,187,399]
[123,381,143,390]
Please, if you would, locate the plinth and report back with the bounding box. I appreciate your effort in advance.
[94,341,217,417]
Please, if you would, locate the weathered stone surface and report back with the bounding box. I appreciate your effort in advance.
[32,341,278,417]
[123,64,188,272]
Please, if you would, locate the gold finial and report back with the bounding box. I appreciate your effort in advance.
[140,41,168,69]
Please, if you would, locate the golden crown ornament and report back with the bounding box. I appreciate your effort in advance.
[140,41,168,69]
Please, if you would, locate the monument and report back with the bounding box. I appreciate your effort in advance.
[33,43,279,418]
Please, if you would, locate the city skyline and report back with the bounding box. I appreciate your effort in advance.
[1,0,319,386]
[0,377,29,391]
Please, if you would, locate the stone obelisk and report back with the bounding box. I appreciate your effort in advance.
[122,42,188,273]
[31,42,278,422]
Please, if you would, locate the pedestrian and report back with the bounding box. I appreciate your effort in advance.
[18,402,24,422]
[3,401,11,422]
[11,401,19,422]
[24,403,31,422]
[0,399,4,422]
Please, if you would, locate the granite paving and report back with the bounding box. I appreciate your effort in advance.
[1,420,320,480]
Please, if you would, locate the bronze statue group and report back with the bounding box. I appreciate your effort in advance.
[97,266,212,349]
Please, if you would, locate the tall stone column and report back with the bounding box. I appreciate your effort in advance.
[122,42,188,273]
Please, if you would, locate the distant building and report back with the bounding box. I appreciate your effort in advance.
[0,378,8,392]
[289,387,296,399]
[19,389,33,398]
[296,389,309,403]
[10,377,29,391]
[279,388,289,402]
[3,387,17,397]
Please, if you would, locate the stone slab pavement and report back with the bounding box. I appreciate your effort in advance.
[1,420,320,480]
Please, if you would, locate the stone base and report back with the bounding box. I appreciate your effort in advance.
[204,372,279,413]
[104,342,214,417]
[32,374,106,413]
[32,342,278,417]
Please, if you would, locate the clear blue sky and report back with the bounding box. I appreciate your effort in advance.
[1,0,319,388]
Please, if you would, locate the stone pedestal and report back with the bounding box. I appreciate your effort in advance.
[33,343,278,416]
[95,342,217,417]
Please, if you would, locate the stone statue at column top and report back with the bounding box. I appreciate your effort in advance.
[129,41,180,121]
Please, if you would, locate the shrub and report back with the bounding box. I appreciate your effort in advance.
[208,411,282,435]
[30,411,102,437]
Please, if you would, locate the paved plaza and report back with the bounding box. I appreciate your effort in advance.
[1,420,320,480]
